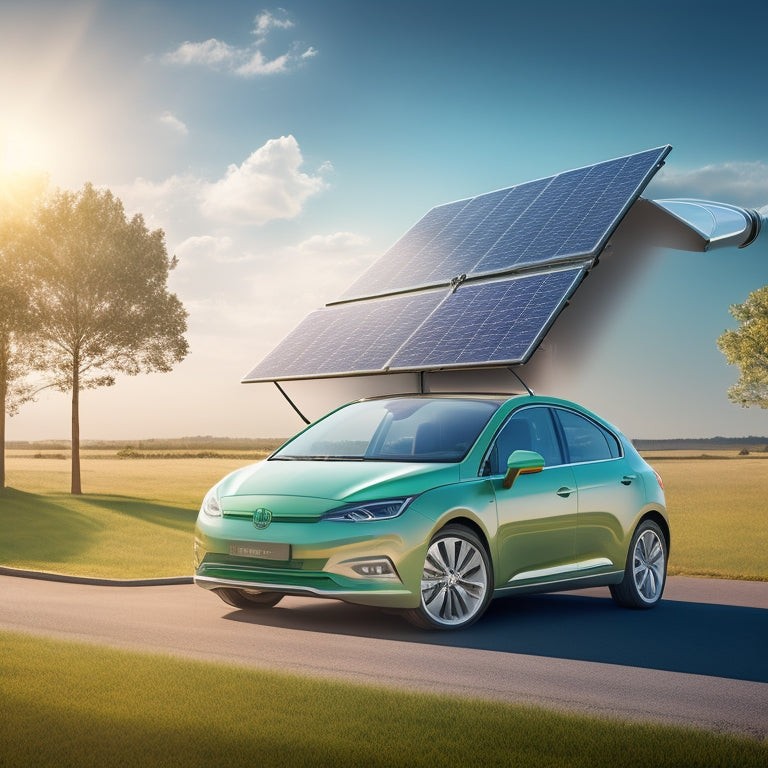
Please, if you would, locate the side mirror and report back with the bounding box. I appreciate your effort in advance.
[502,450,545,489]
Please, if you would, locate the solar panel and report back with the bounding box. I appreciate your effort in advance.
[243,291,445,381]
[244,146,672,383]
[388,268,585,371]
[341,146,671,300]
[244,267,585,381]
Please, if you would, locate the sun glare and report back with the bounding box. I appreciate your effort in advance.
[0,128,49,176]
[0,128,50,217]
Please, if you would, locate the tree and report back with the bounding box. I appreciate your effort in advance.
[0,172,48,488]
[717,286,768,408]
[27,183,189,494]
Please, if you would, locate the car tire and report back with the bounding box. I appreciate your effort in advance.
[214,588,283,609]
[610,519,668,609]
[404,524,493,630]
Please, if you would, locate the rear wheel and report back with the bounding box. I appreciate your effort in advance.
[610,519,667,609]
[214,588,283,609]
[405,524,492,630]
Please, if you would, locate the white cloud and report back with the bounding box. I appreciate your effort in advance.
[276,231,377,309]
[118,173,201,230]
[176,235,238,263]
[160,9,314,78]
[294,232,370,256]
[162,38,238,68]
[200,135,328,223]
[650,161,768,207]
[234,50,291,77]
[253,9,294,37]
[120,135,328,227]
[158,111,188,135]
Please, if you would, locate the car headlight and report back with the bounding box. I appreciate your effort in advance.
[322,497,414,522]
[201,487,222,517]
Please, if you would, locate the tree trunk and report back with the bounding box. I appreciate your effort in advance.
[71,356,82,495]
[0,347,6,488]
[0,397,6,490]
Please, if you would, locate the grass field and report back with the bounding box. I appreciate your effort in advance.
[1,451,766,766]
[650,456,768,580]
[1,450,767,580]
[0,452,261,577]
[2,630,766,768]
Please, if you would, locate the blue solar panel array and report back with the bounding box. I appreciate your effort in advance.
[340,146,670,301]
[244,268,586,381]
[388,268,585,371]
[244,146,671,382]
[244,291,444,381]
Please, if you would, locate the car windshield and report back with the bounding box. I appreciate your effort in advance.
[271,397,502,462]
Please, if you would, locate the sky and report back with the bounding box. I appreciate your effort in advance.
[2,0,768,442]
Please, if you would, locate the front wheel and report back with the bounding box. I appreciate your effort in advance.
[610,519,667,609]
[214,588,283,609]
[404,524,492,630]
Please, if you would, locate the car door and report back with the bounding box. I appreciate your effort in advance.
[487,406,578,587]
[552,407,647,573]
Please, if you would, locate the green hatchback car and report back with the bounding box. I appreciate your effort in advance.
[194,394,669,630]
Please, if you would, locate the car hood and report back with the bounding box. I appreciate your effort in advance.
[218,458,459,505]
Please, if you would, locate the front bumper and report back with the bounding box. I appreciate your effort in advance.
[194,514,431,609]
[194,570,412,607]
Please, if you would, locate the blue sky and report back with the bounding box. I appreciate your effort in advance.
[2,0,768,440]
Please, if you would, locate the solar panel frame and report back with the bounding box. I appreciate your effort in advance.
[336,146,671,302]
[387,267,586,372]
[244,146,672,383]
[242,289,447,382]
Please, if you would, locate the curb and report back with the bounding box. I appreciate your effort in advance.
[0,565,193,587]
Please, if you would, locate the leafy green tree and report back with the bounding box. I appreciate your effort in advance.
[718,286,768,408]
[0,172,48,488]
[27,183,189,494]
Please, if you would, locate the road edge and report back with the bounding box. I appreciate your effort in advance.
[0,565,193,587]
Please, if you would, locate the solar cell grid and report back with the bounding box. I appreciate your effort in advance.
[472,150,663,274]
[338,146,669,303]
[244,146,671,382]
[340,198,471,300]
[388,268,585,370]
[243,291,444,381]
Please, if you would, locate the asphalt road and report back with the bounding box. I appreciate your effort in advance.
[1,574,767,739]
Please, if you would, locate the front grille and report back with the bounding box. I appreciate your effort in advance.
[222,510,320,523]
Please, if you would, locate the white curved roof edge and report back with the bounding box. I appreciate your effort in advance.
[644,198,764,251]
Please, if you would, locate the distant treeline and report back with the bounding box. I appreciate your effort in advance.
[633,437,768,451]
[7,435,768,453]
[6,436,288,452]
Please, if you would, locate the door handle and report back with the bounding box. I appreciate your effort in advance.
[556,486,574,498]
[621,475,637,486]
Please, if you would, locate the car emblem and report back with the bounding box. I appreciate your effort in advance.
[253,508,273,529]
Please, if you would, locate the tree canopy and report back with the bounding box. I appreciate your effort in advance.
[26,183,189,493]
[717,286,768,409]
[0,172,48,488]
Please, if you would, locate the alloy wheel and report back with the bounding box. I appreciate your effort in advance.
[632,528,665,603]
[420,534,489,626]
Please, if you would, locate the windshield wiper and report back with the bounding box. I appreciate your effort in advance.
[271,455,365,462]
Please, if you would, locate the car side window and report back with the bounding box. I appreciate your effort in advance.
[483,407,563,476]
[555,409,621,463]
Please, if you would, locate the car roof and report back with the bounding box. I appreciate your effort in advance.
[358,392,528,402]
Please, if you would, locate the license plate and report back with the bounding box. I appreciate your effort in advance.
[229,542,291,561]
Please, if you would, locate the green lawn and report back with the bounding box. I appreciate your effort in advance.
[1,453,766,766]
[0,454,253,577]
[2,630,766,768]
[1,451,766,580]
[651,456,768,581]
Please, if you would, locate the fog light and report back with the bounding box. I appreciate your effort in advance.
[347,558,398,580]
